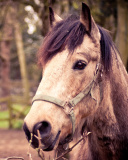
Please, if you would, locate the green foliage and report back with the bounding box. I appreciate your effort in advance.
[0,121,9,128]
[0,111,9,128]
[12,119,23,129]
[0,110,9,119]
[72,2,79,10]
[0,104,30,129]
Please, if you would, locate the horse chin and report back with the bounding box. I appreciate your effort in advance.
[43,132,72,151]
[59,133,72,145]
[43,131,61,151]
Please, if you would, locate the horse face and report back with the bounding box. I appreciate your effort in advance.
[23,3,101,152]
[24,34,100,151]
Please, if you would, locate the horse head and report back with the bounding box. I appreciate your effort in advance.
[23,3,128,160]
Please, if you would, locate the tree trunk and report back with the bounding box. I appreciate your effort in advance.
[41,0,49,36]
[13,5,30,103]
[41,0,70,36]
[115,0,128,69]
[0,5,13,98]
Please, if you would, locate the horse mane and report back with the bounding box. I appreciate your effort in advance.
[38,15,115,73]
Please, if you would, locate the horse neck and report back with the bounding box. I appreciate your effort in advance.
[69,50,128,160]
[111,48,128,89]
[93,48,128,135]
[109,49,128,130]
[83,50,128,160]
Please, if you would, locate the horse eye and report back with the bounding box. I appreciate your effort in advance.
[73,60,87,70]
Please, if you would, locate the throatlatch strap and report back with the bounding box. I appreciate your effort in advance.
[69,109,75,135]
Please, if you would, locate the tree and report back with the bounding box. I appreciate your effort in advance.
[0,2,13,97]
[13,3,30,103]
[0,1,30,103]
[116,0,128,69]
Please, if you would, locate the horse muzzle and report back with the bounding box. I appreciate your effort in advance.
[23,121,61,151]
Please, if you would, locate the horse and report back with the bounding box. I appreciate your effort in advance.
[23,3,128,160]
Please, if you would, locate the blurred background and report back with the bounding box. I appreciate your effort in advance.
[0,0,128,129]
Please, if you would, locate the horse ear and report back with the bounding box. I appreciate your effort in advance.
[80,3,91,33]
[80,3,100,39]
[49,7,62,27]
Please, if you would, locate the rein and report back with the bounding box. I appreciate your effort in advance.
[32,63,103,143]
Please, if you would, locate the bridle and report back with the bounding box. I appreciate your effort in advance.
[32,63,103,143]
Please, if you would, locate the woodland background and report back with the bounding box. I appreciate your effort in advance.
[0,0,128,129]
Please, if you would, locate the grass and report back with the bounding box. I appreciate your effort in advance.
[0,110,9,128]
[0,104,30,129]
[0,110,9,119]
[0,121,9,128]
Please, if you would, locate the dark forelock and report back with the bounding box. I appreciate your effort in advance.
[38,15,114,73]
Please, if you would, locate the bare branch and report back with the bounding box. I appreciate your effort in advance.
[34,130,45,160]
[27,133,33,160]
[27,130,91,160]
[56,132,91,160]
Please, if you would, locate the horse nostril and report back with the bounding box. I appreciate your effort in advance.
[33,121,51,139]
[23,121,52,149]
[23,122,31,141]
